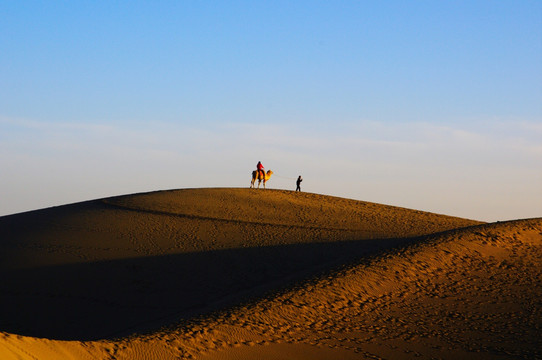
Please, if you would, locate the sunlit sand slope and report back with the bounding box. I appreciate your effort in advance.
[0,188,480,340]
[1,217,540,359]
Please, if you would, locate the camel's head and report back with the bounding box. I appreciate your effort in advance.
[267,170,273,175]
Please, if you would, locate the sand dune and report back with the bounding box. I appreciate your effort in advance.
[0,188,540,359]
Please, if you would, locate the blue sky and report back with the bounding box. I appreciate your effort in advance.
[1,1,541,221]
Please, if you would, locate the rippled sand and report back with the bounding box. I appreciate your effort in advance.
[1,188,539,359]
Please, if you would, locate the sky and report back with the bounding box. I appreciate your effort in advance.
[1,1,541,222]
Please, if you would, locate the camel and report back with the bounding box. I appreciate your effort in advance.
[250,170,273,189]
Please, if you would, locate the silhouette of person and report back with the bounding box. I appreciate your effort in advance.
[296,176,303,191]
[257,161,265,179]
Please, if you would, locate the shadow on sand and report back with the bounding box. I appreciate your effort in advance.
[0,237,411,341]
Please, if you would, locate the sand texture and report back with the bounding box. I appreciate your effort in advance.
[0,188,540,359]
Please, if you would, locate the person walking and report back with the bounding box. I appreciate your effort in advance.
[296,175,303,191]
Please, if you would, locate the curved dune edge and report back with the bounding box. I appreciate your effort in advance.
[1,188,482,270]
[103,188,482,238]
[1,218,540,360]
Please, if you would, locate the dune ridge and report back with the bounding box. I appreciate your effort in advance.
[1,188,540,359]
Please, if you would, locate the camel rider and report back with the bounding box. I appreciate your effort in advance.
[257,161,265,179]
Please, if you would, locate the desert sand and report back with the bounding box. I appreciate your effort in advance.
[0,188,540,359]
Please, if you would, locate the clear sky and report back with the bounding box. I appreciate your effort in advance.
[1,1,541,221]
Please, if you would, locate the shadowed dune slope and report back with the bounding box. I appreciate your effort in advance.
[0,188,482,341]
